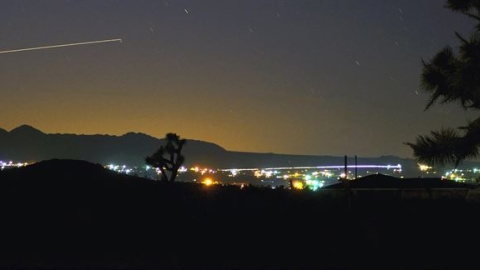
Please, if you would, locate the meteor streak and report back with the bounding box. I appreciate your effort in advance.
[0,38,122,55]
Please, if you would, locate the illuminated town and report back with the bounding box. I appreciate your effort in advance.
[0,161,29,170]
[3,160,478,189]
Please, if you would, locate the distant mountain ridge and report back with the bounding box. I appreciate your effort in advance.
[9,125,45,136]
[0,125,477,176]
[0,125,226,167]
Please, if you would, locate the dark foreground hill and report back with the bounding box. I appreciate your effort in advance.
[325,174,472,189]
[1,159,480,269]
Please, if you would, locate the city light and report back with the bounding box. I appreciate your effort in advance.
[418,164,432,172]
[190,166,215,175]
[292,181,304,190]
[305,179,324,191]
[0,161,29,170]
[5,158,480,186]
[203,178,214,186]
[220,164,403,173]
[106,164,132,174]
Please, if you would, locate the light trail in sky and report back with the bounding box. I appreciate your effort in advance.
[0,38,122,55]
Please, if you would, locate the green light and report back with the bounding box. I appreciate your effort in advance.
[305,179,323,191]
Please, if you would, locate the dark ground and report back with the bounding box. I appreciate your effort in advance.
[0,160,479,269]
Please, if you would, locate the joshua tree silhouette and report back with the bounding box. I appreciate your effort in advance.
[407,0,480,167]
[146,133,186,182]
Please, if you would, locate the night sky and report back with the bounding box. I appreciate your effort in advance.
[0,0,476,157]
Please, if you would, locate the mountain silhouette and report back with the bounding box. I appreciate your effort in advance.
[0,125,226,167]
[9,124,44,136]
[0,125,477,175]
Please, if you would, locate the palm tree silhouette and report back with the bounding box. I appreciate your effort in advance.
[407,0,480,167]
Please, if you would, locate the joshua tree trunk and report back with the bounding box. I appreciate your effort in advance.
[146,133,186,182]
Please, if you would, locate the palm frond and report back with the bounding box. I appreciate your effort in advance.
[406,128,462,167]
[446,0,480,13]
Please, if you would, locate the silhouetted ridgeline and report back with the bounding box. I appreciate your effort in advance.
[3,125,478,176]
[1,159,480,269]
[0,125,225,167]
[325,174,473,200]
[326,174,471,189]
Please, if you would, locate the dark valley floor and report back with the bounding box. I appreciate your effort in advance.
[0,160,479,269]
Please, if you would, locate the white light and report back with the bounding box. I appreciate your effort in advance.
[0,39,123,55]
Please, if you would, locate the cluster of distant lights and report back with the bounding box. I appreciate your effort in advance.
[251,170,336,180]
[226,165,403,181]
[237,165,402,181]
[84,162,480,185]
[200,168,331,191]
[183,164,406,190]
[104,162,480,186]
[106,164,189,175]
[198,176,325,191]
[105,163,405,190]
[418,163,479,182]
[3,160,480,184]
[221,164,402,173]
[442,168,479,182]
[191,166,215,175]
[0,161,29,170]
[292,179,325,191]
[106,164,133,174]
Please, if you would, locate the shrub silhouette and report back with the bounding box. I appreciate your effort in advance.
[145,133,186,182]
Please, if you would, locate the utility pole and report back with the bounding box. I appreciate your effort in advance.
[355,155,358,179]
[343,155,352,211]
